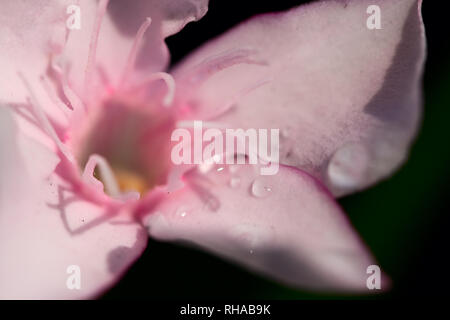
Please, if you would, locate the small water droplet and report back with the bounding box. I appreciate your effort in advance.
[251,178,273,198]
[81,218,85,223]
[198,161,214,174]
[176,207,188,218]
[281,128,290,138]
[229,177,241,188]
[145,211,170,233]
[216,166,225,172]
[205,196,220,212]
[230,224,273,255]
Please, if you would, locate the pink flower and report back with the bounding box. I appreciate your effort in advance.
[0,0,425,299]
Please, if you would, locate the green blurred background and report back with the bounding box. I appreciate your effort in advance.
[103,0,450,299]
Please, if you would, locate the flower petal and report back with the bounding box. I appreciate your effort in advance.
[62,0,209,97]
[0,106,147,299]
[172,0,426,196]
[144,164,385,292]
[0,0,67,102]
[108,0,209,38]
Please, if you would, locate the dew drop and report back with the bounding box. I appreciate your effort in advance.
[216,166,225,172]
[251,178,273,198]
[205,196,220,212]
[230,224,274,255]
[198,161,214,174]
[328,143,369,191]
[229,177,241,189]
[175,206,188,218]
[281,128,290,138]
[145,211,169,233]
[229,165,240,173]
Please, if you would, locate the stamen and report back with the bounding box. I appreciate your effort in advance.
[18,73,75,163]
[40,75,72,118]
[83,154,141,201]
[139,72,176,107]
[82,154,120,197]
[85,0,110,98]
[182,48,268,86]
[49,58,86,114]
[120,17,152,87]
[61,80,86,115]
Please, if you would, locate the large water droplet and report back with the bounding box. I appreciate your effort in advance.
[251,178,273,198]
[328,143,369,191]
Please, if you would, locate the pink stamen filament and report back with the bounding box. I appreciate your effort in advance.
[50,59,86,114]
[82,154,120,196]
[85,0,110,98]
[82,154,141,201]
[139,72,176,107]
[18,73,75,163]
[120,17,152,87]
[40,76,72,118]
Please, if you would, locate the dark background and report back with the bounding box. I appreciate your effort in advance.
[102,0,450,299]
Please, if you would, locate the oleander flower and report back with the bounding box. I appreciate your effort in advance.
[0,0,425,299]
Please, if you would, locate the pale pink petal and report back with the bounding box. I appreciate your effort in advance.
[62,0,209,98]
[145,164,386,292]
[172,0,426,196]
[0,106,147,299]
[107,0,209,38]
[0,1,67,103]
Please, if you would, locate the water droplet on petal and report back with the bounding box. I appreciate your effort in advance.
[145,211,170,234]
[328,143,369,191]
[229,165,240,173]
[198,161,214,174]
[230,224,274,256]
[216,166,225,172]
[229,177,241,188]
[175,207,188,218]
[251,177,273,198]
[205,196,220,212]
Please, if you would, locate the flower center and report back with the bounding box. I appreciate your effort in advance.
[74,95,175,198]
